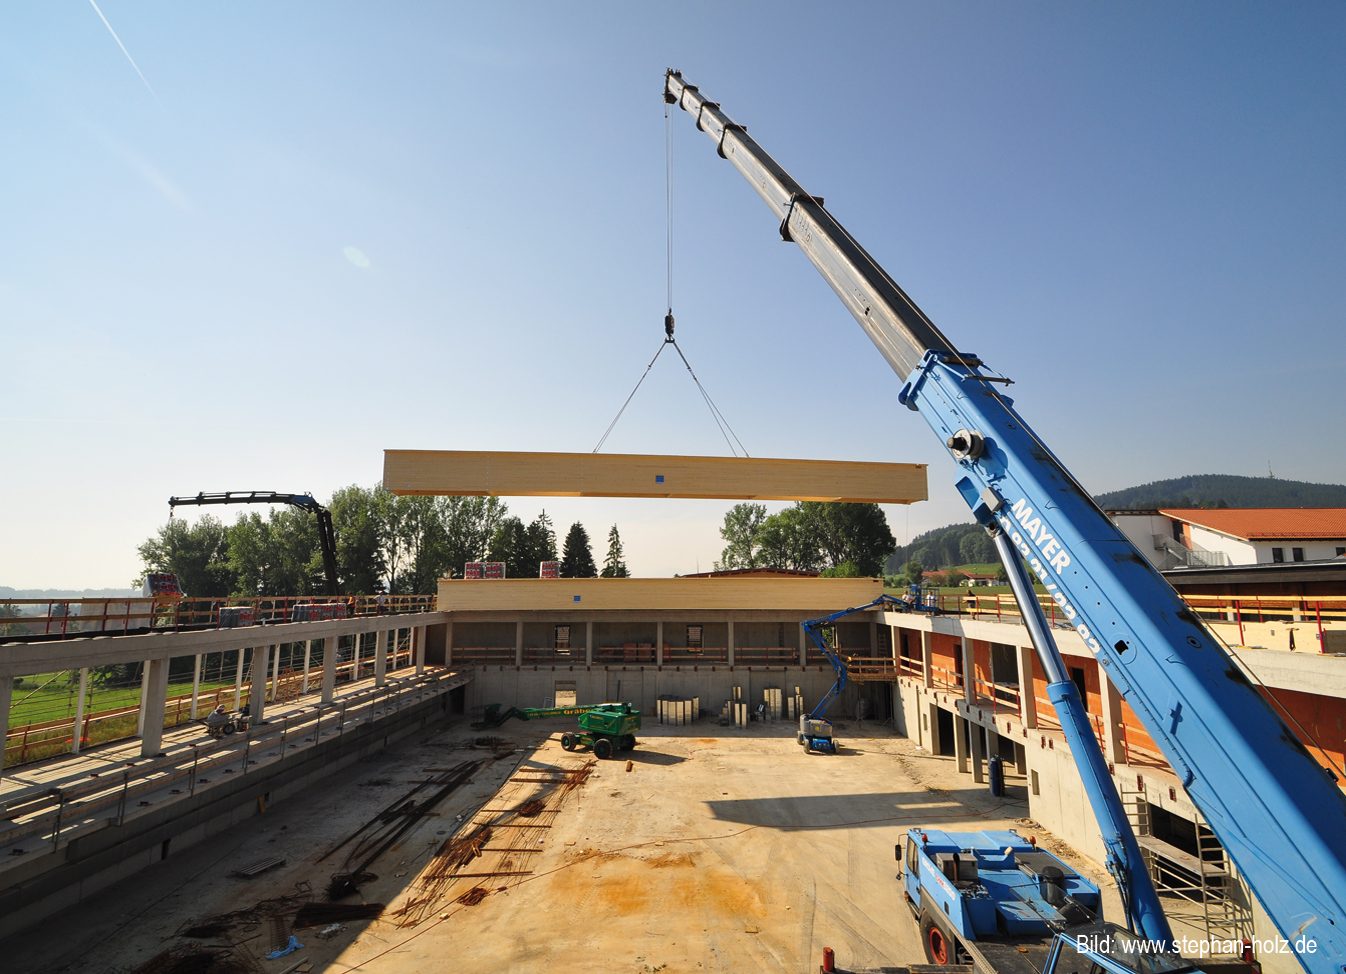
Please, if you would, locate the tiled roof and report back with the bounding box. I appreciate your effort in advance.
[1159,508,1346,541]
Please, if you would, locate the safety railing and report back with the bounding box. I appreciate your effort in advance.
[930,662,963,691]
[734,646,799,666]
[0,594,437,639]
[663,646,729,663]
[973,676,1021,715]
[451,646,517,664]
[593,644,657,665]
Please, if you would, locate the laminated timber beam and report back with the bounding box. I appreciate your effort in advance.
[437,576,883,612]
[383,450,926,504]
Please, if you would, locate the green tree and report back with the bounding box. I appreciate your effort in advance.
[756,506,821,571]
[804,502,894,575]
[136,514,236,596]
[441,496,508,577]
[902,559,925,587]
[329,484,386,595]
[560,522,597,578]
[958,530,995,565]
[820,560,862,578]
[0,602,26,638]
[487,517,530,578]
[522,510,559,577]
[600,524,629,578]
[715,502,767,570]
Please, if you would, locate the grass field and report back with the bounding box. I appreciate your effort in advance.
[8,673,238,729]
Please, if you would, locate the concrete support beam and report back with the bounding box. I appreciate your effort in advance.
[920,631,933,689]
[797,621,805,667]
[352,634,362,683]
[375,630,388,687]
[139,657,171,757]
[190,656,202,719]
[446,619,454,666]
[970,720,987,784]
[269,643,281,701]
[514,622,523,668]
[585,621,594,667]
[1098,668,1127,765]
[72,668,89,755]
[384,449,927,504]
[136,665,151,735]
[414,626,426,675]
[302,640,313,694]
[954,714,970,774]
[728,620,736,667]
[961,638,976,705]
[655,621,664,667]
[250,645,270,722]
[1017,645,1038,729]
[0,677,12,784]
[321,637,337,704]
[233,649,245,711]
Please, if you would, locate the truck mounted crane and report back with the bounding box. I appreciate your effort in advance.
[168,491,342,596]
[664,69,1346,973]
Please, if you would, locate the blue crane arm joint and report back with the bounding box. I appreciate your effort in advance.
[901,350,1346,968]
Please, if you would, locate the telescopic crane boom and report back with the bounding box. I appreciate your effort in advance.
[665,69,1346,971]
[168,491,341,596]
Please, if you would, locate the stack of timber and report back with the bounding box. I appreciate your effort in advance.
[763,688,783,720]
[657,697,699,725]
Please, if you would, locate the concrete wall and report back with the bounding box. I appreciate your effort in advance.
[464,666,841,721]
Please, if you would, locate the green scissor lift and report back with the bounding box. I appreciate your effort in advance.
[475,702,642,759]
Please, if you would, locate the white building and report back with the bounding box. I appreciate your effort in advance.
[1108,508,1346,570]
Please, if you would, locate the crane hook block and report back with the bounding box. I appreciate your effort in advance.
[664,311,675,340]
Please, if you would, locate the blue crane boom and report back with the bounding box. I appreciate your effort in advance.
[802,594,911,721]
[664,69,1346,971]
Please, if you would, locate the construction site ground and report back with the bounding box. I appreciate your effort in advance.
[6,712,1123,974]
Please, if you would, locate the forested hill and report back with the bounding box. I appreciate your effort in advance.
[887,474,1346,573]
[1096,474,1346,509]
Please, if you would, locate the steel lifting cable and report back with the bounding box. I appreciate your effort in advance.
[592,98,749,457]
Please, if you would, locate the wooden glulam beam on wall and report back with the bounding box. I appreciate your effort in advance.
[383,450,926,504]
[437,576,884,612]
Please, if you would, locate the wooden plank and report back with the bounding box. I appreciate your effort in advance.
[438,576,883,612]
[383,450,925,504]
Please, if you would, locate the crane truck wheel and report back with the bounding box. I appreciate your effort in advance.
[919,912,964,965]
[560,733,576,751]
[593,737,614,760]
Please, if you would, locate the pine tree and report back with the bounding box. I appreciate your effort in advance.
[560,522,597,578]
[601,524,629,578]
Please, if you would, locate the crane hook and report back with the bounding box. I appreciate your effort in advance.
[664,310,675,342]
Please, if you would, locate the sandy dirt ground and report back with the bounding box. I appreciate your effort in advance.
[6,712,1119,974]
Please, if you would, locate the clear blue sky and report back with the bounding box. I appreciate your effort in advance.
[3,2,1343,588]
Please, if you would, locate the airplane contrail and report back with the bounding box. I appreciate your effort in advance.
[87,0,158,100]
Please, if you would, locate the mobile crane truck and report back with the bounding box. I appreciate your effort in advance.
[474,702,641,759]
[664,69,1346,974]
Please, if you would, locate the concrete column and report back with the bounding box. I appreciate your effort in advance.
[269,643,281,701]
[0,675,13,783]
[72,668,90,754]
[446,619,454,666]
[585,620,594,667]
[727,619,736,667]
[655,620,664,666]
[797,621,806,667]
[352,633,362,683]
[233,648,246,711]
[250,644,270,722]
[1017,645,1038,729]
[961,638,976,705]
[1098,666,1127,765]
[414,626,426,675]
[920,631,933,689]
[375,629,388,687]
[135,664,151,735]
[321,637,337,704]
[189,655,202,719]
[954,713,970,774]
[970,721,986,784]
[514,621,524,667]
[139,657,171,757]
[302,640,313,694]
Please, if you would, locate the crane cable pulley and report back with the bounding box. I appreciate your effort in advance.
[592,98,749,457]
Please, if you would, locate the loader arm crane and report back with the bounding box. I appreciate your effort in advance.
[168,491,341,596]
[665,69,1346,971]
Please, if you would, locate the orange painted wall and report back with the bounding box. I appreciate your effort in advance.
[929,633,962,687]
[1259,686,1346,772]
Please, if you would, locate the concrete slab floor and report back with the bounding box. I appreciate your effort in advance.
[5,716,1122,974]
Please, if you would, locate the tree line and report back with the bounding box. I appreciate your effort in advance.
[136,485,630,597]
[715,502,895,577]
